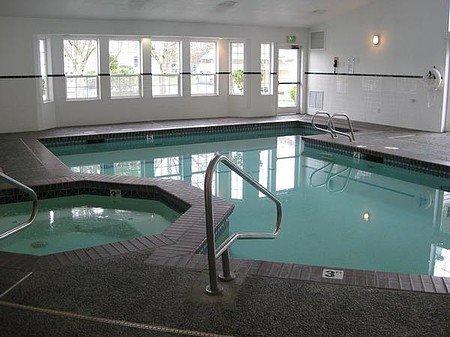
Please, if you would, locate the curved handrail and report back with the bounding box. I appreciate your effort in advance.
[311,111,336,138]
[309,162,334,188]
[204,154,282,295]
[326,166,352,193]
[328,113,356,142]
[0,171,38,240]
[309,162,353,194]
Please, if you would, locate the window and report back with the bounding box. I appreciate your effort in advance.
[191,153,217,194]
[154,157,181,180]
[230,152,243,199]
[114,161,142,177]
[258,150,271,197]
[190,41,217,95]
[71,164,101,174]
[278,48,299,108]
[38,39,52,102]
[276,136,296,191]
[63,39,99,100]
[151,40,181,96]
[109,40,141,98]
[230,42,244,95]
[261,43,273,95]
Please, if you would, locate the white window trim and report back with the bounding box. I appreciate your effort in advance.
[63,37,101,101]
[260,42,274,96]
[109,38,143,99]
[229,40,245,96]
[38,37,54,103]
[150,39,183,98]
[190,40,219,96]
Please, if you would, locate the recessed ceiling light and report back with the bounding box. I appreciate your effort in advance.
[312,9,327,15]
[218,1,239,8]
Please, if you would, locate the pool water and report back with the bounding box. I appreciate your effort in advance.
[48,128,450,276]
[0,195,179,256]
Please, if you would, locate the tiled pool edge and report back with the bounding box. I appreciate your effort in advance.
[1,118,449,294]
[146,252,450,295]
[302,137,450,179]
[0,174,234,271]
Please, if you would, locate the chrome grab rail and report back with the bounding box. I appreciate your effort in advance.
[326,166,352,193]
[0,171,38,240]
[309,162,334,188]
[204,154,282,295]
[328,113,356,142]
[311,111,336,138]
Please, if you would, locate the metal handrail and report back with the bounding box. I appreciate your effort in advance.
[311,111,336,138]
[326,167,352,193]
[309,163,353,194]
[328,113,356,142]
[204,154,282,295]
[309,162,334,188]
[0,171,38,240]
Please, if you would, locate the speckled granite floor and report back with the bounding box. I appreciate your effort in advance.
[1,252,449,337]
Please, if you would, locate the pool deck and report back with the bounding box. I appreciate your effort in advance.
[0,115,449,336]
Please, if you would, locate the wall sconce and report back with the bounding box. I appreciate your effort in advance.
[372,34,380,46]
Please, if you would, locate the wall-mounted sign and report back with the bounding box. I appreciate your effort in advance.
[287,35,296,43]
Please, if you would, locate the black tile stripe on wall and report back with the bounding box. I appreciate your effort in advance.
[306,72,423,79]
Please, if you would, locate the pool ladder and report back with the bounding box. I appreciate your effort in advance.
[0,169,38,240]
[204,155,282,295]
[309,163,353,193]
[311,111,356,142]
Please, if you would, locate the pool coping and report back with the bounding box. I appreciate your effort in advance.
[0,175,234,271]
[0,117,448,295]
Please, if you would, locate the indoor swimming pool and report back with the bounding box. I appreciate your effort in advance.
[46,128,450,277]
[0,195,179,255]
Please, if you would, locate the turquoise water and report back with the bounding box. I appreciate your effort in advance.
[0,196,179,256]
[48,128,450,276]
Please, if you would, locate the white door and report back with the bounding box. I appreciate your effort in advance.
[277,47,301,114]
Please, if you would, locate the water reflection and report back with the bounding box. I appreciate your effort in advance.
[62,134,450,276]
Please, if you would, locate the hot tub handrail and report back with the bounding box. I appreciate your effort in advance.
[0,171,38,240]
[204,154,282,295]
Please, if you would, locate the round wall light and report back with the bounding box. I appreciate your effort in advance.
[372,34,380,46]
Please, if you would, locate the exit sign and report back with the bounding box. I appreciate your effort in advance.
[287,35,296,43]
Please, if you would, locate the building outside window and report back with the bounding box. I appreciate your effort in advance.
[151,40,181,96]
[63,39,99,100]
[109,40,141,98]
[38,39,52,102]
[260,43,273,95]
[230,42,244,95]
[190,41,217,95]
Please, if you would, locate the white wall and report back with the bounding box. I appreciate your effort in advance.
[307,0,449,132]
[0,16,308,133]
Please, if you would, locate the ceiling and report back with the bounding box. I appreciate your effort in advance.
[0,0,374,28]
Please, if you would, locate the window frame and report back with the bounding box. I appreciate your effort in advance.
[260,42,274,96]
[63,37,100,101]
[38,37,53,103]
[108,38,143,99]
[150,37,183,98]
[190,40,219,96]
[229,41,245,96]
